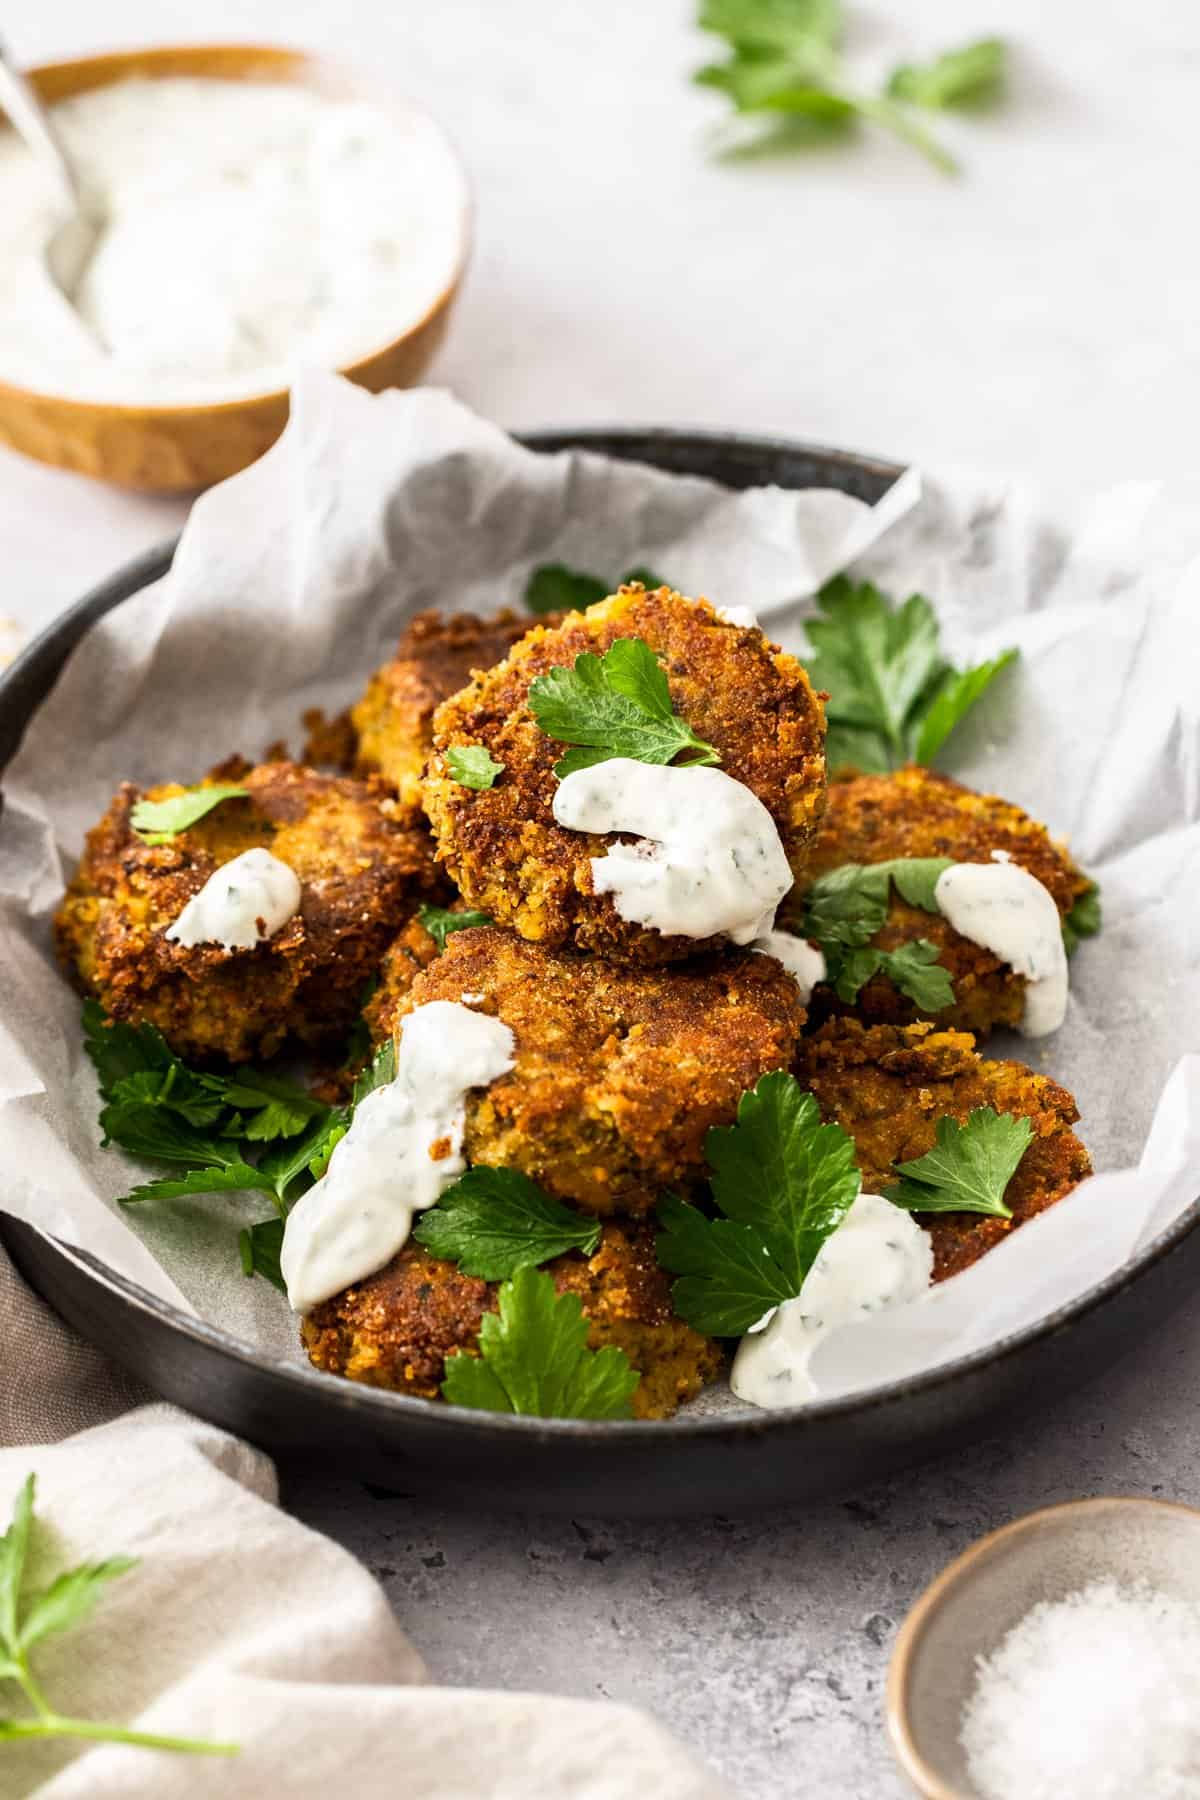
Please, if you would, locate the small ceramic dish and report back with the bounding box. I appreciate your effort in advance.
[886,1495,1200,1798]
[0,43,470,492]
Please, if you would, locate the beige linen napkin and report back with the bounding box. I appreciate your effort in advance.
[0,1246,731,1800]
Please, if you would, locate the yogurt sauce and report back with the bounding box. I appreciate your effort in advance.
[0,77,468,403]
[751,929,827,1003]
[281,1001,515,1314]
[165,847,301,952]
[716,604,760,630]
[552,757,792,945]
[731,1193,933,1409]
[935,852,1069,1037]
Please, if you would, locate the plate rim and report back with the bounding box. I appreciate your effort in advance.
[4,422,1196,1448]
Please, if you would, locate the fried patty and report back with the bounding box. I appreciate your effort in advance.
[422,585,828,964]
[301,1223,723,1420]
[795,766,1091,1036]
[368,924,806,1216]
[336,608,558,810]
[55,760,443,1063]
[796,1018,1092,1279]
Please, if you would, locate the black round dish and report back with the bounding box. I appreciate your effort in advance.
[3,427,1197,1516]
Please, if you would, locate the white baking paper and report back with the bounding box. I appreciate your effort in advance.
[1,373,1198,1404]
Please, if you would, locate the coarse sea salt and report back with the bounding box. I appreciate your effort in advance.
[960,1577,1200,1800]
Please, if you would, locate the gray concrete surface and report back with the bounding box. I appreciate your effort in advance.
[285,1294,1200,1798]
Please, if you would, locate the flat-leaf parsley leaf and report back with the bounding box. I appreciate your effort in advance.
[238,1218,286,1292]
[657,1071,861,1336]
[886,1107,1033,1218]
[417,902,494,951]
[795,858,956,1009]
[83,1003,339,1286]
[829,939,954,1010]
[1062,880,1102,956]
[528,637,720,777]
[886,38,1006,110]
[414,1167,601,1278]
[441,1266,639,1418]
[804,575,1017,774]
[524,564,666,615]
[129,783,249,845]
[446,745,504,790]
[122,1164,274,1204]
[0,1474,235,1758]
[799,858,951,949]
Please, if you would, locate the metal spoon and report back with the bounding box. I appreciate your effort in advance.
[0,39,107,330]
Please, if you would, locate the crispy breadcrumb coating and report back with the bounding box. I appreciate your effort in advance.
[369,924,806,1216]
[796,1019,1092,1279]
[422,585,828,964]
[55,760,443,1063]
[301,1223,723,1420]
[795,766,1092,1036]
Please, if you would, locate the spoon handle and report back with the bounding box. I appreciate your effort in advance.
[0,38,81,211]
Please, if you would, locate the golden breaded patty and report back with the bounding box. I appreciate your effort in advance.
[370,925,806,1216]
[795,766,1092,1037]
[336,608,558,810]
[55,761,443,1063]
[796,1018,1092,1280]
[301,1224,724,1420]
[422,585,828,964]
[362,907,455,1042]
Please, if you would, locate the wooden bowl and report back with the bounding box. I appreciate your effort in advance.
[0,44,471,492]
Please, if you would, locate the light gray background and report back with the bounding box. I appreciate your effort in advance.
[7,4,1200,1794]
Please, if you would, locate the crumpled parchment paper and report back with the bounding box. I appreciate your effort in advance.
[1,373,1198,1401]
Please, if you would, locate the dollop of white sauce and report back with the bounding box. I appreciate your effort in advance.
[165,848,301,952]
[731,1193,933,1409]
[0,77,468,403]
[935,852,1069,1037]
[716,604,760,630]
[751,929,827,1004]
[281,1001,515,1314]
[553,757,792,945]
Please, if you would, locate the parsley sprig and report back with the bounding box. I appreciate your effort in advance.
[657,1072,861,1335]
[800,855,1101,983]
[805,576,1017,775]
[441,1266,639,1418]
[414,1167,601,1278]
[129,783,249,845]
[887,1108,1033,1218]
[658,1074,1039,1340]
[524,564,664,615]
[529,637,720,777]
[696,1,1007,175]
[417,902,495,951]
[0,1474,235,1758]
[83,1001,351,1290]
[796,859,955,1009]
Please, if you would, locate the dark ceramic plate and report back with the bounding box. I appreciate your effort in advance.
[3,428,1198,1516]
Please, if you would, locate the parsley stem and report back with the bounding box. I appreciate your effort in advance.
[13,1658,53,1720]
[852,93,959,174]
[5,1655,236,1756]
[7,1715,238,1754]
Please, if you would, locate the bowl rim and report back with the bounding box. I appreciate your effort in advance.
[3,421,1198,1454]
[0,40,472,419]
[884,1493,1200,1799]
